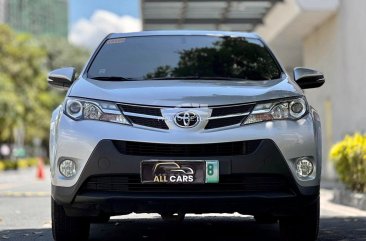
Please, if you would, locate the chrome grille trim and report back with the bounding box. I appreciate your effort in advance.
[117,102,255,130]
[118,103,164,108]
[123,111,164,119]
[208,112,250,120]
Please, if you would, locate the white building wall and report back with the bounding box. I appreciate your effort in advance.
[303,15,341,180]
[303,0,366,180]
[336,0,366,134]
[0,0,7,23]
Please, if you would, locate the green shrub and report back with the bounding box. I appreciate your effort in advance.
[3,160,17,170]
[0,157,43,171]
[17,159,29,169]
[330,133,366,192]
[27,158,40,167]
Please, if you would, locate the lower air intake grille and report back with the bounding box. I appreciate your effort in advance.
[80,174,292,194]
[113,140,261,157]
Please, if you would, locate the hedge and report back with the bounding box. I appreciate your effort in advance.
[330,133,366,193]
[0,158,40,171]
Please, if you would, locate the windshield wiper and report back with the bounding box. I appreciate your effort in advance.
[149,76,248,80]
[89,76,136,81]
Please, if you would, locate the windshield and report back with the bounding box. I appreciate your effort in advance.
[87,35,282,81]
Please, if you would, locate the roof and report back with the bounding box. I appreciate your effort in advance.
[142,0,283,31]
[109,30,260,39]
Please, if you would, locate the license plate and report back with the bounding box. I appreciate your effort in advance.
[140,160,219,184]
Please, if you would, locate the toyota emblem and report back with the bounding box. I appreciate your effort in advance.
[174,111,200,128]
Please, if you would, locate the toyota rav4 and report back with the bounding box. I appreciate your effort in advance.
[48,31,324,241]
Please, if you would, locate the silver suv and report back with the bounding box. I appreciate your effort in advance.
[48,31,324,241]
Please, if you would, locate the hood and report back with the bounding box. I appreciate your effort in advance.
[69,77,303,106]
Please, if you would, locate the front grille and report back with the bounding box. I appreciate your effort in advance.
[118,103,255,130]
[205,103,255,129]
[127,116,169,130]
[211,104,254,117]
[118,104,167,130]
[113,140,261,157]
[205,116,247,129]
[80,174,292,194]
[119,104,162,116]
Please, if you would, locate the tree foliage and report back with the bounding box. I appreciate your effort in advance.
[0,24,47,141]
[39,37,90,74]
[0,24,90,143]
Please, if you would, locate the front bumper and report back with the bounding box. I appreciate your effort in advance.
[52,139,319,216]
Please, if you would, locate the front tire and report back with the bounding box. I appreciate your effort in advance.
[279,198,320,241]
[160,212,185,223]
[89,215,110,223]
[52,198,90,241]
[254,215,278,224]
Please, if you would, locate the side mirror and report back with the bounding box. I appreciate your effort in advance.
[48,67,76,89]
[293,67,325,89]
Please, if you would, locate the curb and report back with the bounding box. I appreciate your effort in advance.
[0,192,50,198]
[333,188,366,211]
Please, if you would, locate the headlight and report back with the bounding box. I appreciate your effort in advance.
[64,97,131,125]
[243,97,307,125]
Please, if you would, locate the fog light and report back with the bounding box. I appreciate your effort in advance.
[296,159,313,177]
[59,159,76,178]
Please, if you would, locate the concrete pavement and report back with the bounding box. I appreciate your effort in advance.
[1,167,366,240]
